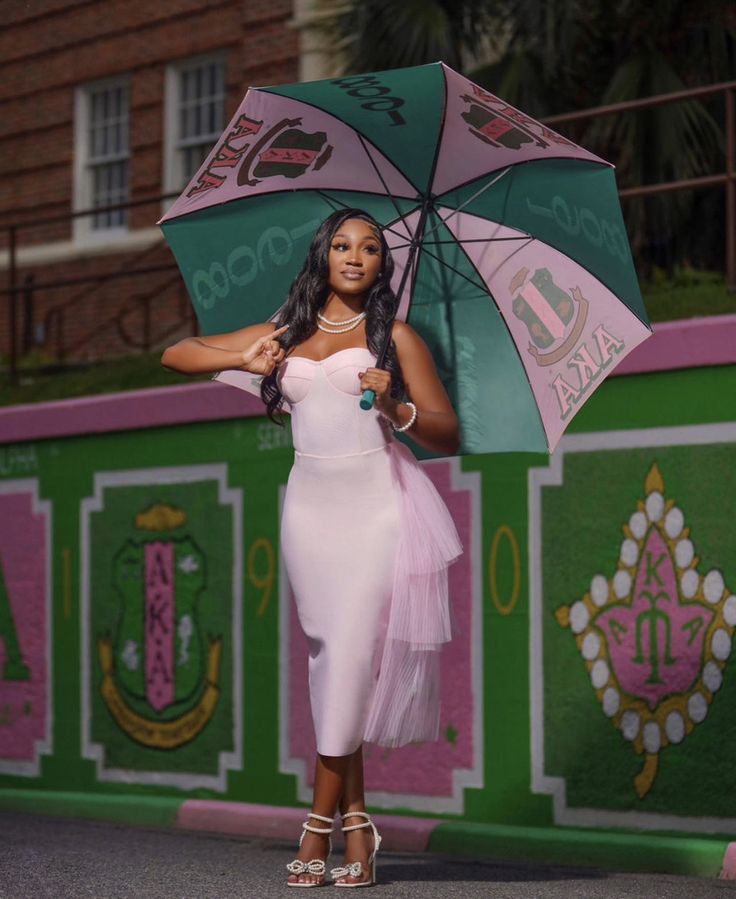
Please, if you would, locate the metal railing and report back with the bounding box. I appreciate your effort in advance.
[2,80,734,386]
[2,193,189,384]
[542,79,736,287]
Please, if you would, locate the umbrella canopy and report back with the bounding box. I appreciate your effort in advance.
[160,62,651,454]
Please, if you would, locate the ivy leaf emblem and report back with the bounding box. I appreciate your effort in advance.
[556,464,735,798]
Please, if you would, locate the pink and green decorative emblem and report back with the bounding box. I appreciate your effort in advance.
[101,503,221,748]
[82,468,242,790]
[510,267,581,358]
[556,463,735,798]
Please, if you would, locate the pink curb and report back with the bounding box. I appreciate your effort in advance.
[720,842,736,879]
[176,801,442,852]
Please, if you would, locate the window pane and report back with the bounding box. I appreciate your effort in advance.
[86,81,129,228]
[175,58,225,186]
[88,84,128,161]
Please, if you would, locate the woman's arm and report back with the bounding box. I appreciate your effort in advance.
[358,321,461,456]
[161,323,287,376]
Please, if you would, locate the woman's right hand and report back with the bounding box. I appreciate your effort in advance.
[240,325,288,375]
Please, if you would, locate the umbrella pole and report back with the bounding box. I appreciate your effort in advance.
[360,197,433,411]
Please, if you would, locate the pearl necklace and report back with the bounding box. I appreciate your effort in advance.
[316,312,366,334]
[318,310,365,326]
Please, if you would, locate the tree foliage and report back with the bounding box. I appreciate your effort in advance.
[306,0,736,274]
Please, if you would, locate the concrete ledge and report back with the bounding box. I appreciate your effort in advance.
[429,820,731,879]
[2,790,734,877]
[0,788,180,828]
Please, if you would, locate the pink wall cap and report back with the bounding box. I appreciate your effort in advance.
[176,800,442,851]
[0,379,264,445]
[612,313,736,376]
[2,314,734,446]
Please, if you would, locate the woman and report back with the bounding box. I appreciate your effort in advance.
[162,209,461,887]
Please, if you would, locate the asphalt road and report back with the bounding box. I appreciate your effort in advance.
[1,812,735,899]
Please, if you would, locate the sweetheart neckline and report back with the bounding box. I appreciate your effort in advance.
[285,347,375,365]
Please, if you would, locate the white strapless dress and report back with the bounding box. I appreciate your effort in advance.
[278,347,461,757]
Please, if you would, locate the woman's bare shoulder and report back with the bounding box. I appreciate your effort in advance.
[391,320,428,353]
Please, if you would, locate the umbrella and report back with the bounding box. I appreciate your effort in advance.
[159,62,651,454]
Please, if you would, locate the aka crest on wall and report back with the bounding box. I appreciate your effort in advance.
[556,464,735,798]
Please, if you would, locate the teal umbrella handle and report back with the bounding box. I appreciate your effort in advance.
[360,389,376,410]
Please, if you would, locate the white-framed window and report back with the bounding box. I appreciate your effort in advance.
[73,76,130,239]
[163,54,226,198]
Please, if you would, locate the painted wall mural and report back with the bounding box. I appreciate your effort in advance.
[279,458,484,813]
[81,465,243,790]
[0,479,52,776]
[530,423,736,831]
[2,360,735,835]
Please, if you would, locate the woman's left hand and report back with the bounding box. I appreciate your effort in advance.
[358,367,396,417]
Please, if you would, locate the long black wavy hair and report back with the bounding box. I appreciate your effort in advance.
[261,208,404,423]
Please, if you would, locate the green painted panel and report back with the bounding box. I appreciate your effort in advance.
[0,360,735,841]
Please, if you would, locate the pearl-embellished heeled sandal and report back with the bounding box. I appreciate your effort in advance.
[330,811,382,888]
[286,812,334,888]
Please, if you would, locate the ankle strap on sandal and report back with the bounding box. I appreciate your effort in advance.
[302,812,334,835]
[340,811,372,832]
[302,822,333,834]
[341,811,369,821]
[309,812,334,824]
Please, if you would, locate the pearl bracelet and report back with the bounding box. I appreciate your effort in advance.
[392,401,417,433]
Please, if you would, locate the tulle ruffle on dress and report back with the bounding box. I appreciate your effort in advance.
[363,440,462,747]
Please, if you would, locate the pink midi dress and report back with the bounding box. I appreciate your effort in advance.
[278,347,462,757]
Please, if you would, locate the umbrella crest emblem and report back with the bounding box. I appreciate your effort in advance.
[461,94,548,151]
[97,503,222,749]
[237,118,333,187]
[555,464,735,798]
[510,267,588,366]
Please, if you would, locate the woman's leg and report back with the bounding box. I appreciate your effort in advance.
[339,744,365,815]
[334,745,375,886]
[288,751,350,885]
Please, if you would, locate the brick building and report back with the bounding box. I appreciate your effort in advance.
[0,0,318,368]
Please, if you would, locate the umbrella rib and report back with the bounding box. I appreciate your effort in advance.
[436,156,610,214]
[389,236,529,251]
[356,135,414,241]
[478,236,536,285]
[423,237,530,245]
[424,168,513,238]
[315,190,412,243]
[448,234,550,449]
[317,190,350,213]
[419,246,489,295]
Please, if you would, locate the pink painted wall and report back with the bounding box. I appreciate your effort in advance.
[0,489,49,764]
